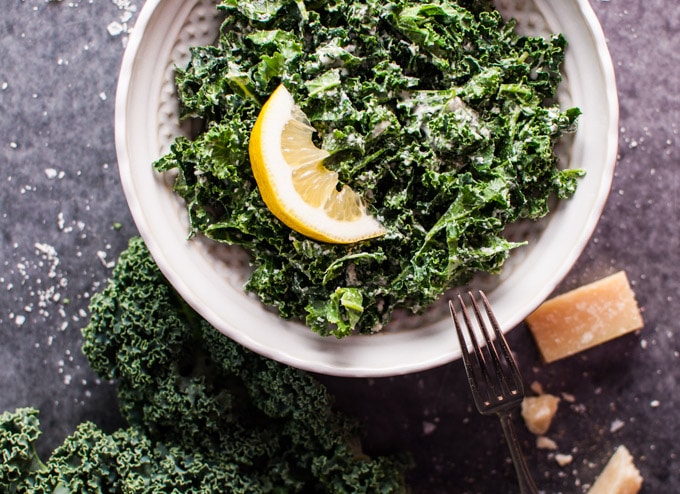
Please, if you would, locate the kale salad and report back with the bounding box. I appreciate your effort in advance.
[154,0,583,338]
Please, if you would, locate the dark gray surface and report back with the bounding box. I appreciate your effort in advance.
[1,1,678,492]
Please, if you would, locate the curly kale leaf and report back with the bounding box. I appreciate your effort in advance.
[155,0,583,336]
[1,238,409,492]
[0,408,45,491]
[0,414,283,493]
[81,236,410,492]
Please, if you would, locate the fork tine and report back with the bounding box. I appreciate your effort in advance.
[449,296,483,405]
[475,291,524,399]
[450,293,496,411]
[465,292,504,402]
[449,290,524,410]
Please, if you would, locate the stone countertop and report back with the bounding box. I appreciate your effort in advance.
[1,1,678,492]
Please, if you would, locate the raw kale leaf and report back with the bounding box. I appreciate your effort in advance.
[154,0,583,337]
[0,237,409,493]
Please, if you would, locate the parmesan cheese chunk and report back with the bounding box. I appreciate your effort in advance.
[525,271,644,363]
[587,445,643,494]
[521,393,560,435]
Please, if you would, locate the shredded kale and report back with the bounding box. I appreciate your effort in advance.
[0,237,409,493]
[154,0,583,337]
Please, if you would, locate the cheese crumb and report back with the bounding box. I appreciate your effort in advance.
[610,418,626,433]
[555,453,573,467]
[525,271,644,363]
[422,421,437,435]
[529,380,544,395]
[536,436,558,450]
[560,392,576,403]
[107,21,125,36]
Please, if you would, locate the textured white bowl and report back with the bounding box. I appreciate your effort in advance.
[115,0,618,377]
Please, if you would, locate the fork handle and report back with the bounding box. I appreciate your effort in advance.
[499,413,539,494]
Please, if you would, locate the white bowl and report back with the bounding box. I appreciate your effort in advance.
[115,0,618,377]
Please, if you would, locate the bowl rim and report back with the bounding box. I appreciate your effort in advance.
[115,0,619,377]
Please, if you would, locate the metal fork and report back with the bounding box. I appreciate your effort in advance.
[449,290,538,494]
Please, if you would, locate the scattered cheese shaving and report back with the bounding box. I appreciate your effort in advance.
[555,453,573,467]
[536,436,558,450]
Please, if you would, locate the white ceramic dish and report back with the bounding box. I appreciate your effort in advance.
[115,0,618,377]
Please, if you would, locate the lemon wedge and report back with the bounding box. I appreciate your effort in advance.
[248,84,386,244]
